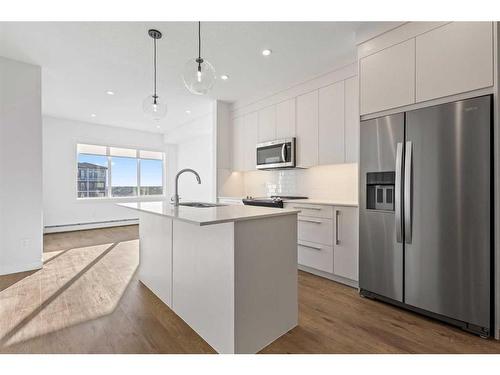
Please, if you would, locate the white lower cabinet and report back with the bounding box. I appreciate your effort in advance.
[286,202,359,286]
[332,206,358,281]
[298,241,334,274]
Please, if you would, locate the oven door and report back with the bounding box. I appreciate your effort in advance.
[256,138,295,169]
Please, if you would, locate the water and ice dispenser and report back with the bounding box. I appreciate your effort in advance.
[366,172,395,211]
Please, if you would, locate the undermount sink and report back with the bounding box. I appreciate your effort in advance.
[178,202,227,208]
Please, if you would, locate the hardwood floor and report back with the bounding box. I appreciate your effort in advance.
[0,225,499,354]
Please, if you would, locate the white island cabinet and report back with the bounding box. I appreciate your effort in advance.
[118,201,299,354]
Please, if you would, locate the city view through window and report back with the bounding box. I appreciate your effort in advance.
[77,144,164,198]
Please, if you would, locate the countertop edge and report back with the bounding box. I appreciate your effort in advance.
[118,203,300,226]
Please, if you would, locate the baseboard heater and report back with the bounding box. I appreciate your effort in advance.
[44,218,139,233]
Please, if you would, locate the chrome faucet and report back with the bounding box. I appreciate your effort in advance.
[172,168,201,206]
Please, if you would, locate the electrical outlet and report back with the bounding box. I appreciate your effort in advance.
[22,238,31,248]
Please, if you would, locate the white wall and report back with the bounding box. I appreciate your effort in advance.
[0,57,43,275]
[165,112,216,203]
[43,116,166,228]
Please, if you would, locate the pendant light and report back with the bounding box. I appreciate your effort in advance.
[143,29,167,121]
[182,22,216,95]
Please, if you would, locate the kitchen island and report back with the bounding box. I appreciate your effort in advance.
[118,201,299,354]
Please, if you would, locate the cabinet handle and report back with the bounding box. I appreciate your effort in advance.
[293,206,321,210]
[335,210,340,245]
[298,219,322,224]
[300,243,322,251]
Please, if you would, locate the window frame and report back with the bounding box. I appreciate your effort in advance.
[76,143,166,201]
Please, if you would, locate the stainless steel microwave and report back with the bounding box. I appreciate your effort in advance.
[256,138,296,170]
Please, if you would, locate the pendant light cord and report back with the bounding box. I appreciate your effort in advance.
[153,37,157,100]
[197,21,202,72]
[198,21,201,59]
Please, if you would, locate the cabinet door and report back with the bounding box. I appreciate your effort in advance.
[243,111,258,171]
[232,116,244,171]
[333,206,358,281]
[296,90,319,167]
[416,22,493,102]
[319,81,344,165]
[258,105,276,142]
[276,98,296,139]
[344,76,359,163]
[360,39,415,115]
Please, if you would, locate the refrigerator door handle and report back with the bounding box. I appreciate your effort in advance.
[404,141,413,243]
[395,142,403,243]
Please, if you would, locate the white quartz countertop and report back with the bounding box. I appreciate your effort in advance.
[217,196,358,207]
[282,199,358,207]
[117,201,300,226]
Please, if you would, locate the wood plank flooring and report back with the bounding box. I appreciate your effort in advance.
[0,225,499,354]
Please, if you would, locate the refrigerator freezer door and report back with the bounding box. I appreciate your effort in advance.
[404,96,491,329]
[359,113,405,302]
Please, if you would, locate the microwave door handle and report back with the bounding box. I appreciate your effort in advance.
[281,144,287,162]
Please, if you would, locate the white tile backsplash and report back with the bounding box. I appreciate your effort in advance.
[234,163,358,201]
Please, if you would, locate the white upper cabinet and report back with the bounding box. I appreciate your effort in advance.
[243,111,258,171]
[344,76,359,163]
[416,22,493,102]
[276,99,296,139]
[231,112,258,172]
[318,81,345,165]
[296,90,319,168]
[232,116,244,171]
[360,39,416,115]
[257,105,277,142]
[231,71,358,169]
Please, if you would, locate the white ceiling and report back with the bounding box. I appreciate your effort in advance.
[0,22,384,134]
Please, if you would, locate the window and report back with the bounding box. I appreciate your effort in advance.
[76,144,164,199]
[139,150,164,196]
[77,152,108,198]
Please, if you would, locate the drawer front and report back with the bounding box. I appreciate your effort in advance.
[298,241,334,273]
[298,217,333,246]
[284,203,333,218]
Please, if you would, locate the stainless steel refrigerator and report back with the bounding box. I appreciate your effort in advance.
[359,95,492,337]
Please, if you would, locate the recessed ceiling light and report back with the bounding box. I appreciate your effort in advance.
[185,110,191,114]
[156,125,161,129]
[261,49,272,56]
[220,75,229,80]
[90,113,96,118]
[106,90,115,95]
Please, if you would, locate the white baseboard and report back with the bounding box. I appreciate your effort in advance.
[298,265,359,289]
[44,218,138,234]
[0,260,42,276]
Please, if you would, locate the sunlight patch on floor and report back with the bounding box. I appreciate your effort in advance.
[0,239,139,347]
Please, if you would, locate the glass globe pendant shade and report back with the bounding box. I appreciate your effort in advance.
[142,95,167,121]
[182,58,216,95]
